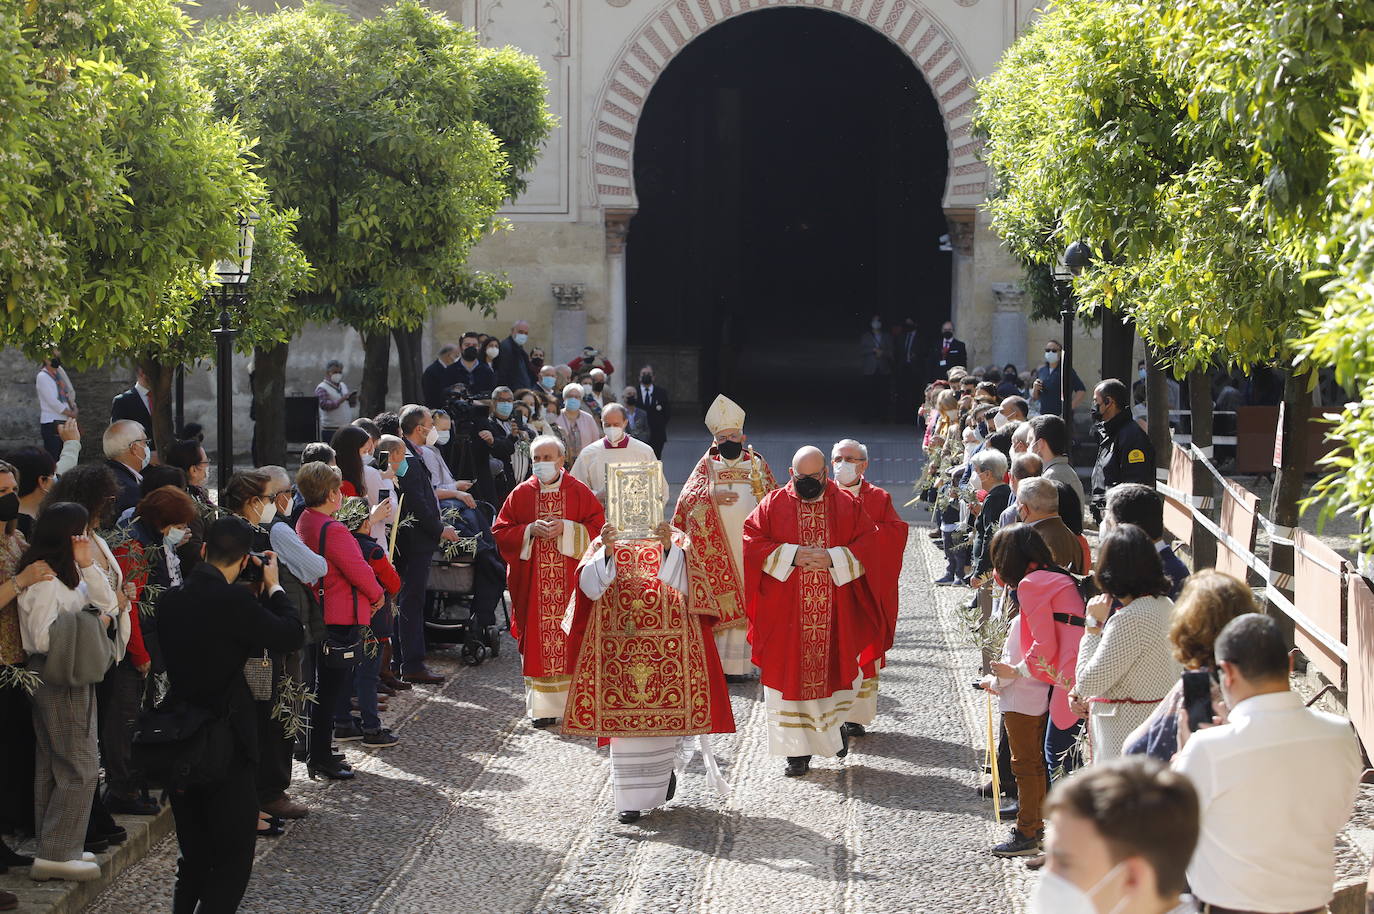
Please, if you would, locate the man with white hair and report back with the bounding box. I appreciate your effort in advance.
[998,452,1044,530]
[104,419,151,517]
[583,367,611,417]
[570,402,666,508]
[422,343,460,409]
[551,382,600,465]
[493,436,605,727]
[1015,476,1084,573]
[494,319,534,391]
[832,438,907,737]
[671,395,778,681]
[743,446,885,777]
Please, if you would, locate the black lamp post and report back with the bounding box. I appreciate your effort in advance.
[1052,241,1092,453]
[210,212,257,503]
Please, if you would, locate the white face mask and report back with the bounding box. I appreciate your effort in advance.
[138,441,151,470]
[1029,863,1127,914]
[435,429,451,445]
[257,499,277,526]
[163,526,189,549]
[1044,350,1060,366]
[532,461,559,483]
[870,319,882,331]
[993,411,1011,430]
[425,426,440,447]
[605,425,626,444]
[486,346,500,360]
[329,372,343,384]
[833,461,860,485]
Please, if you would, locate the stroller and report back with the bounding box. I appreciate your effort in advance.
[423,500,510,666]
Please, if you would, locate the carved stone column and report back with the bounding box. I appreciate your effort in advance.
[604,208,635,380]
[990,281,1029,372]
[944,207,977,356]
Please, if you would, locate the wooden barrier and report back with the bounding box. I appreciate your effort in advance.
[1293,528,1348,688]
[1346,574,1374,755]
[1162,443,1194,546]
[1216,481,1260,583]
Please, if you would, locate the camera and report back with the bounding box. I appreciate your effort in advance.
[446,391,491,438]
[238,551,269,584]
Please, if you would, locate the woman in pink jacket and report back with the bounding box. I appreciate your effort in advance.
[983,523,1087,858]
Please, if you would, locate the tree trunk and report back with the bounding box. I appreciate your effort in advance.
[1145,348,1172,463]
[139,356,176,457]
[392,326,424,405]
[360,331,391,419]
[1098,307,1136,386]
[252,341,289,468]
[1188,366,1216,570]
[1268,366,1313,646]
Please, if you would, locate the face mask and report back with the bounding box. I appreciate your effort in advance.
[462,346,479,362]
[1138,368,1146,380]
[425,427,440,447]
[329,372,343,384]
[495,402,514,419]
[640,373,653,386]
[541,376,555,390]
[49,357,61,369]
[793,475,825,500]
[436,430,451,445]
[1044,350,1060,366]
[1091,404,1104,423]
[138,442,151,470]
[716,439,743,461]
[870,319,882,331]
[605,426,626,444]
[942,330,953,340]
[531,358,544,371]
[532,461,559,483]
[513,333,529,346]
[624,395,637,406]
[1028,863,1126,914]
[163,526,189,549]
[258,499,277,525]
[0,492,18,522]
[834,461,860,485]
[993,412,1011,430]
[395,458,409,478]
[486,346,500,360]
[592,382,604,393]
[565,398,581,412]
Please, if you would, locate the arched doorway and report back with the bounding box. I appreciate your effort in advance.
[625,7,950,423]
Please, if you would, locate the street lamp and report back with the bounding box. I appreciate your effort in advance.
[210,212,257,503]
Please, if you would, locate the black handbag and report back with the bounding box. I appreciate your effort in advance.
[315,521,363,670]
[131,702,234,789]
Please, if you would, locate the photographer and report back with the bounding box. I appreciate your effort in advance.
[156,517,303,913]
[448,386,524,506]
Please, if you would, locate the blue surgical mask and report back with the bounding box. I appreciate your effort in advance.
[540,376,555,390]
[565,398,581,411]
[495,402,514,418]
[513,333,529,346]
[395,458,409,478]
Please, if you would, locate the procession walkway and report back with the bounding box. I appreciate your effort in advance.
[79,526,1032,914]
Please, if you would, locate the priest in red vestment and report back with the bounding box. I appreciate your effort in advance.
[831,438,908,737]
[563,521,735,823]
[743,446,885,778]
[671,394,778,680]
[492,435,604,728]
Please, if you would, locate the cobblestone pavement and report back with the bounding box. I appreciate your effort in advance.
[83,530,1033,914]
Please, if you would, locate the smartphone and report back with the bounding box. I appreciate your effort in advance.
[1181,670,1215,732]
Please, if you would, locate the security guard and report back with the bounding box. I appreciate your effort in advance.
[1090,378,1155,521]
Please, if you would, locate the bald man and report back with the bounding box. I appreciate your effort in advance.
[568,402,667,509]
[743,446,885,777]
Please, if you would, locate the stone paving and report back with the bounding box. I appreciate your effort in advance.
[81,528,1033,914]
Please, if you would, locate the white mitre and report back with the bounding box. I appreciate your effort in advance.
[704,394,746,437]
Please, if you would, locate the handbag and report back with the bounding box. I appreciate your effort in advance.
[131,701,234,789]
[243,651,273,701]
[320,626,362,670]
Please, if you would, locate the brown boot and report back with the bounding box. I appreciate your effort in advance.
[379,640,412,691]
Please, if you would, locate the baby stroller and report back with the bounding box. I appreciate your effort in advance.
[423,500,510,666]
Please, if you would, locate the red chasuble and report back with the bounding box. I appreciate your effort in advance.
[742,481,885,701]
[492,473,605,678]
[850,480,908,672]
[563,538,736,739]
[671,447,778,632]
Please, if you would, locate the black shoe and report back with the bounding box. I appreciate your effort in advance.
[976,780,1016,799]
[293,744,309,763]
[991,828,1042,858]
[665,772,677,802]
[617,810,642,824]
[934,574,958,586]
[307,761,356,781]
[256,816,285,838]
[96,825,128,845]
[334,720,364,742]
[83,837,109,854]
[724,674,752,684]
[531,717,557,729]
[106,793,161,816]
[999,799,1020,820]
[837,726,851,760]
[784,756,811,777]
[0,843,32,869]
[362,728,400,748]
[841,722,866,738]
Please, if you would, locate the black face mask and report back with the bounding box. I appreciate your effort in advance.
[1091,404,1104,423]
[462,346,479,362]
[717,440,743,461]
[49,357,61,369]
[624,395,637,406]
[942,330,953,340]
[640,373,653,386]
[0,492,17,522]
[530,358,544,372]
[592,382,604,393]
[793,475,825,500]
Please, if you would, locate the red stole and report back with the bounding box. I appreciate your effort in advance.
[492,473,604,677]
[850,480,908,673]
[671,449,777,631]
[743,482,885,701]
[563,538,735,738]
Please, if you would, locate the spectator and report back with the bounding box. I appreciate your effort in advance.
[1071,525,1181,761]
[36,353,79,461]
[331,425,396,537]
[568,345,615,379]
[315,359,358,440]
[554,363,573,391]
[373,411,401,438]
[996,396,1029,431]
[422,342,460,410]
[620,387,650,442]
[1009,421,1035,457]
[1035,757,1199,914]
[998,452,1044,529]
[414,413,473,510]
[1051,480,1092,573]
[109,367,154,436]
[984,524,1088,858]
[517,388,558,442]
[103,420,150,519]
[155,517,303,911]
[1090,379,1156,521]
[860,315,893,423]
[931,320,968,379]
[300,442,335,467]
[1028,413,1086,513]
[1029,340,1086,418]
[638,366,671,458]
[537,363,559,396]
[1105,483,1189,599]
[474,386,525,504]
[449,332,497,396]
[495,320,535,391]
[583,368,611,418]
[968,449,1012,588]
[163,438,211,571]
[294,462,384,776]
[528,347,546,375]
[17,502,120,882]
[1124,570,1251,761]
[1013,477,1085,574]
[8,446,56,539]
[996,364,1023,400]
[1172,613,1361,914]
[551,383,600,466]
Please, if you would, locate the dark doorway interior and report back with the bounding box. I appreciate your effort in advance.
[627,7,950,423]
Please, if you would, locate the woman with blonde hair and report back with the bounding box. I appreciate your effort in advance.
[1123,569,1255,761]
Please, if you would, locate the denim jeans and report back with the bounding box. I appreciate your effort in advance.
[335,608,389,733]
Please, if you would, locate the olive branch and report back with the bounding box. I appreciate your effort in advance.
[0,664,41,695]
[271,673,317,741]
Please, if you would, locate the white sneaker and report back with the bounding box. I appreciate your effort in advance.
[30,857,101,882]
[82,851,96,862]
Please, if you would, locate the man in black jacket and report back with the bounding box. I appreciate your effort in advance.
[637,365,671,458]
[394,404,465,684]
[109,367,154,431]
[1090,378,1156,521]
[102,419,149,518]
[931,320,969,381]
[156,517,303,914]
[494,320,534,391]
[422,343,459,410]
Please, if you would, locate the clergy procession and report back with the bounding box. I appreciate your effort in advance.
[496,394,909,822]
